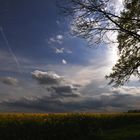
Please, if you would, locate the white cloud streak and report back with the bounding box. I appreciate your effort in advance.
[0,27,21,73]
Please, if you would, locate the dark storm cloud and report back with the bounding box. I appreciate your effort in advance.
[0,96,83,112]
[1,86,140,112]
[52,85,77,94]
[0,77,18,86]
[0,97,62,112]
[50,85,80,98]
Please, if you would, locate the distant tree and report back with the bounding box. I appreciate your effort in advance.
[59,0,140,86]
[128,109,140,113]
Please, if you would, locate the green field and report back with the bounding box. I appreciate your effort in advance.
[0,113,140,140]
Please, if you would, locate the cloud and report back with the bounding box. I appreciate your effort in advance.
[55,48,64,54]
[66,50,72,54]
[67,65,109,86]
[56,20,60,26]
[111,86,140,95]
[62,59,67,64]
[0,82,140,112]
[0,77,18,86]
[49,37,56,43]
[50,85,80,98]
[1,88,140,112]
[31,70,81,99]
[31,70,62,85]
[52,85,77,93]
[48,34,64,44]
[54,47,72,54]
[0,96,82,112]
[31,70,66,86]
[56,35,63,40]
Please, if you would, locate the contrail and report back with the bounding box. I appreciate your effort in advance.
[0,26,21,73]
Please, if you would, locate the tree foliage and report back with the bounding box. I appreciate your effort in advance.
[106,0,140,86]
[60,0,140,86]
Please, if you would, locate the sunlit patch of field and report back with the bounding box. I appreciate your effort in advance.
[0,113,140,140]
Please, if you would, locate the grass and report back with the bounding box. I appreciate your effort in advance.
[0,113,140,140]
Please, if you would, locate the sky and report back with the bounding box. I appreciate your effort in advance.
[0,0,139,113]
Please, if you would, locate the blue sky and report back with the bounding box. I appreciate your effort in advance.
[0,0,139,113]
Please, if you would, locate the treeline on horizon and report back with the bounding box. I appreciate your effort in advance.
[127,110,140,113]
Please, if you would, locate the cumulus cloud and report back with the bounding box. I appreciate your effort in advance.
[31,70,81,99]
[31,70,62,85]
[0,77,18,86]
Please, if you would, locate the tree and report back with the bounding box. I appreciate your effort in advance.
[59,0,140,86]
[106,0,140,86]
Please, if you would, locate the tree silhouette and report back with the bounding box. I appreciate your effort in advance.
[59,0,140,86]
[106,0,140,86]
